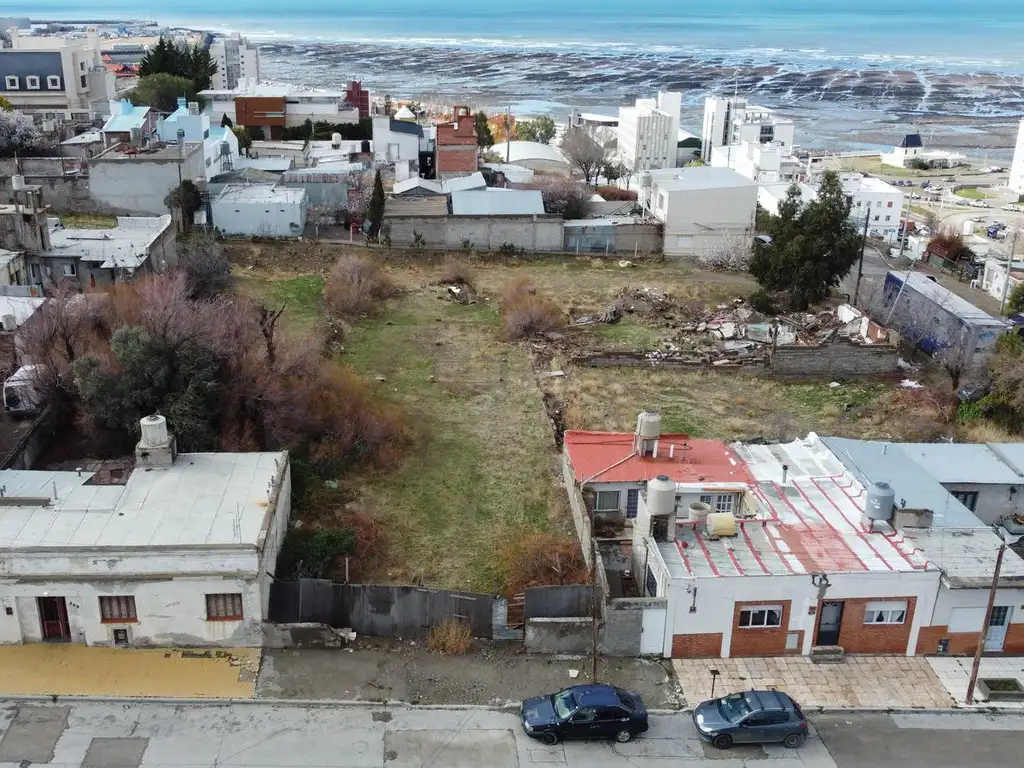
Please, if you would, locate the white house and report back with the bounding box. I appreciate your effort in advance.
[211,184,308,237]
[157,97,240,177]
[616,92,682,171]
[710,140,803,183]
[641,167,757,258]
[980,256,1023,307]
[1010,119,1024,196]
[757,182,817,216]
[209,33,260,92]
[841,174,904,242]
[0,416,291,648]
[371,116,424,163]
[881,133,966,169]
[701,97,795,163]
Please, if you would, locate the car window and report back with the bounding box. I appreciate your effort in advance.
[717,693,753,722]
[572,708,596,723]
[767,712,790,724]
[553,690,577,719]
[595,707,624,721]
[615,689,635,710]
[744,714,769,727]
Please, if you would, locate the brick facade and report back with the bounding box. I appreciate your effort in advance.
[436,105,478,175]
[916,621,1024,656]
[815,597,917,655]
[730,600,792,657]
[672,633,722,657]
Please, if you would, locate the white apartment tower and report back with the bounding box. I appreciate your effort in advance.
[616,91,682,171]
[1010,118,1024,196]
[209,33,260,91]
[701,95,795,162]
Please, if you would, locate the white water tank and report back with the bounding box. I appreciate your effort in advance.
[706,512,737,538]
[639,171,652,189]
[140,414,169,447]
[635,409,661,439]
[865,481,896,521]
[688,501,712,523]
[331,132,342,148]
[646,475,676,518]
[11,175,25,191]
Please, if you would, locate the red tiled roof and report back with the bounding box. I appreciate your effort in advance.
[563,430,755,485]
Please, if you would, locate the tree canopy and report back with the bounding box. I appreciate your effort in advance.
[0,111,51,158]
[560,128,606,185]
[367,169,386,237]
[749,171,862,310]
[474,110,494,148]
[515,116,556,144]
[129,73,200,113]
[138,36,218,95]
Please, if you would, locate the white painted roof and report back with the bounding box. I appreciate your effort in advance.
[450,189,545,216]
[899,442,1024,485]
[904,526,1024,587]
[650,166,755,192]
[490,141,568,166]
[214,184,306,205]
[47,216,172,270]
[0,452,285,550]
[392,177,444,195]
[0,296,45,328]
[441,172,487,193]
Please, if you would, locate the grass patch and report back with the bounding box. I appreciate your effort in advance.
[58,213,118,229]
[955,187,993,200]
[237,274,326,334]
[579,318,666,350]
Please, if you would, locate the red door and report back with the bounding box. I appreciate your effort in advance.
[37,597,70,641]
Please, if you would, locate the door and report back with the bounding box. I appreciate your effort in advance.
[37,597,70,641]
[816,601,844,646]
[764,712,792,743]
[984,606,1012,652]
[567,708,597,739]
[594,706,629,738]
[736,713,769,744]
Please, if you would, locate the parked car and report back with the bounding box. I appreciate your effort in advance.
[521,684,649,745]
[693,690,808,750]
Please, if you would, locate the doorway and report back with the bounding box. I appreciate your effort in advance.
[984,606,1013,652]
[816,601,845,646]
[37,597,70,641]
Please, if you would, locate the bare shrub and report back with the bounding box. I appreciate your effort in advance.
[527,177,592,219]
[594,185,637,202]
[696,235,752,272]
[325,255,398,317]
[498,531,588,595]
[426,618,473,655]
[437,258,476,288]
[178,234,234,300]
[499,278,566,341]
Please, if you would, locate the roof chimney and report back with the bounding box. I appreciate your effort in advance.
[135,415,177,468]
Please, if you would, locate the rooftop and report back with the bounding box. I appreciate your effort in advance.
[91,142,203,163]
[392,178,444,196]
[490,141,568,166]
[0,296,46,329]
[234,157,293,173]
[213,184,306,205]
[47,215,173,270]
[61,131,103,146]
[650,166,755,192]
[383,197,449,217]
[442,172,487,193]
[564,430,753,486]
[904,526,1024,588]
[450,189,545,216]
[0,452,286,551]
[200,82,348,99]
[899,442,1024,486]
[887,270,1008,327]
[101,101,151,134]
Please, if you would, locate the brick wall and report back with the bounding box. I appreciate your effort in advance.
[824,597,916,654]
[436,145,478,175]
[916,622,1024,656]
[770,338,898,376]
[672,632,722,657]
[730,600,792,656]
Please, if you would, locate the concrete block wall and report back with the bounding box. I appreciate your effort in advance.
[770,339,898,376]
[524,617,592,654]
[385,215,563,252]
[600,602,643,656]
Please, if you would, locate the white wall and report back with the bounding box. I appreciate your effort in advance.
[930,585,1024,632]
[941,482,1023,525]
[372,117,420,162]
[258,462,291,619]
[90,148,207,215]
[654,183,757,257]
[1010,119,1024,195]
[211,194,307,237]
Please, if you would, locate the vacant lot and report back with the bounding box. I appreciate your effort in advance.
[238,251,955,590]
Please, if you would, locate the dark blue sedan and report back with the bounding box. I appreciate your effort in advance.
[693,689,807,749]
[521,684,649,745]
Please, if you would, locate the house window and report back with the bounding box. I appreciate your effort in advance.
[5,76,19,89]
[62,262,77,277]
[206,593,244,620]
[594,490,620,513]
[951,490,978,511]
[99,596,137,623]
[48,74,60,89]
[738,605,783,628]
[699,494,713,505]
[864,600,907,625]
[80,75,87,89]
[626,488,639,519]
[26,76,40,90]
[885,215,891,222]
[714,494,734,513]
[873,215,880,222]
[886,200,894,208]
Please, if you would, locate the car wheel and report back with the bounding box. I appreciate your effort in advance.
[540,731,560,746]
[783,733,806,748]
[712,734,732,749]
[615,729,633,743]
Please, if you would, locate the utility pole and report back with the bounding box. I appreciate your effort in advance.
[897,191,912,256]
[999,229,1019,315]
[965,540,1006,704]
[590,503,600,683]
[853,206,871,306]
[504,106,511,164]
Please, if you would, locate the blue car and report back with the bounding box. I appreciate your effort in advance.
[693,690,808,749]
[521,684,649,745]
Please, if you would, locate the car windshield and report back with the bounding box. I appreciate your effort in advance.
[552,689,577,719]
[717,693,753,723]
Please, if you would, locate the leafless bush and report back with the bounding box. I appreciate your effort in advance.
[178,234,234,300]
[325,255,398,317]
[426,618,473,655]
[528,178,592,219]
[499,278,566,341]
[498,531,588,595]
[696,235,752,272]
[437,258,476,288]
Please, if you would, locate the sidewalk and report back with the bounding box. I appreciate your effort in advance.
[928,656,1024,710]
[0,644,260,698]
[673,656,953,709]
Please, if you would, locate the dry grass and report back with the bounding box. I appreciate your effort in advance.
[498,531,589,595]
[437,257,476,288]
[963,421,1022,444]
[325,255,399,317]
[426,618,474,655]
[500,277,567,341]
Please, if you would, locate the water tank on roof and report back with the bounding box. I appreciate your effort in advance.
[865,481,896,521]
[11,175,25,191]
[646,475,676,518]
[331,132,342,148]
[140,414,169,448]
[688,501,712,523]
[635,409,661,439]
[639,171,652,189]
[705,512,737,538]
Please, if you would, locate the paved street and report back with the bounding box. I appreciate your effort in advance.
[0,700,1021,768]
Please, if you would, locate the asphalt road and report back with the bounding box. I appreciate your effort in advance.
[0,700,1020,768]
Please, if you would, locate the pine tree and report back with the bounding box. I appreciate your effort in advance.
[183,43,218,92]
[138,37,185,79]
[367,169,386,237]
[474,110,494,148]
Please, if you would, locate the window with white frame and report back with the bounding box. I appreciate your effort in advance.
[5,76,19,90]
[47,75,61,89]
[863,600,907,625]
[62,262,77,277]
[699,494,713,505]
[738,605,783,628]
[26,76,40,90]
[714,494,734,513]
[594,490,620,512]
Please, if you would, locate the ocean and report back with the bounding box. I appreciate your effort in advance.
[9,1,1024,117]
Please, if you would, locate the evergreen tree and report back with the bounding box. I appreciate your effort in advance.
[220,114,233,128]
[474,110,494,148]
[182,43,218,92]
[367,169,386,237]
[138,37,186,79]
[749,171,862,310]
[129,74,199,113]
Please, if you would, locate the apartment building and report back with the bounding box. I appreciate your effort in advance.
[701,96,795,163]
[199,82,358,140]
[841,173,905,242]
[1010,119,1024,196]
[616,92,681,171]
[0,29,116,119]
[209,33,260,91]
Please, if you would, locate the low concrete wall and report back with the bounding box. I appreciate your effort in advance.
[386,214,563,252]
[770,339,898,376]
[0,405,59,470]
[525,617,592,654]
[602,597,668,656]
[1,175,128,214]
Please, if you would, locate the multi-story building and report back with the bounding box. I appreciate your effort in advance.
[157,97,240,177]
[701,96,795,163]
[434,106,478,178]
[344,80,371,120]
[710,140,804,183]
[199,82,358,140]
[616,92,681,171]
[841,173,904,242]
[1010,119,1024,196]
[209,33,260,92]
[0,29,116,120]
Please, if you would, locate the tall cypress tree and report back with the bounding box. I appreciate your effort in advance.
[367,169,386,237]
